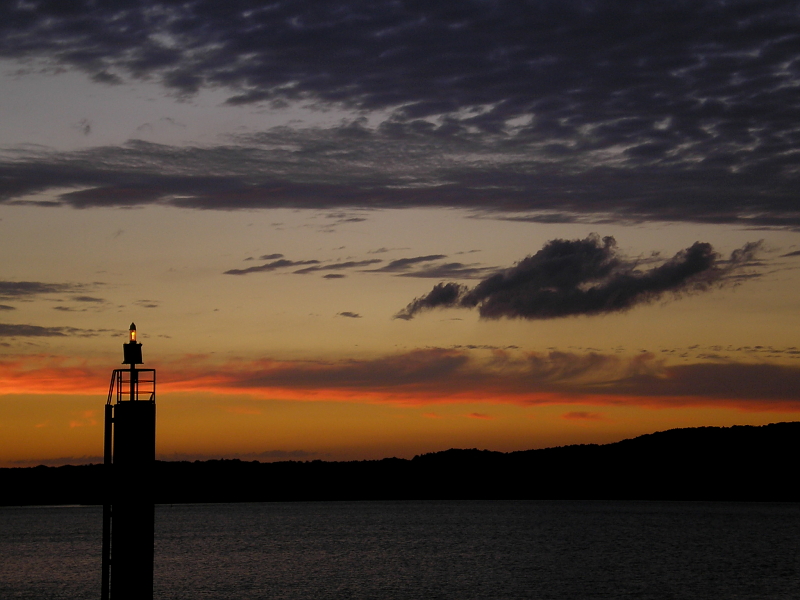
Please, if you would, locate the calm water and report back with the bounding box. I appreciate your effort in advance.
[1,500,799,599]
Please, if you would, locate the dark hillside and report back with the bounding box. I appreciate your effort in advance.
[1,422,797,505]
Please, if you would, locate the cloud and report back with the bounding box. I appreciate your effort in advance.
[72,296,105,303]
[324,212,368,225]
[160,349,800,410]
[781,250,800,257]
[467,412,493,420]
[450,344,520,351]
[369,255,447,272]
[4,349,800,410]
[324,274,346,279]
[337,312,362,319]
[53,306,85,313]
[134,299,159,309]
[0,281,89,300]
[2,129,798,227]
[0,305,15,311]
[563,412,603,421]
[225,257,382,276]
[293,259,382,274]
[397,262,494,279]
[365,255,494,279]
[69,409,97,428]
[0,323,109,337]
[224,259,320,275]
[73,119,91,136]
[396,235,763,320]
[395,282,465,320]
[0,2,798,226]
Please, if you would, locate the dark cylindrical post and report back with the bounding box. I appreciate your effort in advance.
[101,403,113,600]
[110,397,155,600]
[102,323,156,600]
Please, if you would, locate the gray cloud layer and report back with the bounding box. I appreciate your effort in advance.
[369,255,448,273]
[396,235,762,320]
[293,260,382,275]
[0,1,798,225]
[0,323,109,337]
[224,259,321,276]
[0,281,88,300]
[165,347,800,407]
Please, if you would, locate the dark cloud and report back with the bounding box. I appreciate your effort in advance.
[324,274,346,279]
[73,119,92,136]
[0,1,798,226]
[0,323,107,337]
[396,235,763,320]
[228,348,470,390]
[293,259,382,274]
[397,262,494,280]
[225,257,381,276]
[133,299,159,309]
[224,259,320,276]
[367,254,493,279]
[259,254,284,260]
[72,296,104,303]
[450,344,520,351]
[781,250,800,257]
[369,255,447,272]
[396,282,465,320]
[0,281,88,300]
[0,304,15,311]
[337,312,362,319]
[607,361,800,405]
[2,128,799,227]
[325,212,368,224]
[3,346,799,408]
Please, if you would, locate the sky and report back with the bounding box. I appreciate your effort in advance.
[1,0,799,467]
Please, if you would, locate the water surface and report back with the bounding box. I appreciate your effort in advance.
[1,500,798,599]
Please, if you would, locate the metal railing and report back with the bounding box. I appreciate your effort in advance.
[107,368,156,405]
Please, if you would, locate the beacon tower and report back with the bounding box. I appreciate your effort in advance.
[101,323,157,600]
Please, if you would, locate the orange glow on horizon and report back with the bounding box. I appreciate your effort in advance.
[2,350,800,413]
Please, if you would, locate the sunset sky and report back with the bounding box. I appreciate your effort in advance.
[1,0,800,467]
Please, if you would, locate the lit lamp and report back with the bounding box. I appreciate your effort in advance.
[123,322,143,365]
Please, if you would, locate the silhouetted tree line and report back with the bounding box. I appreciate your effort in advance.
[2,422,798,505]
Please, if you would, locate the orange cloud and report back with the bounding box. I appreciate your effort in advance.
[467,412,493,420]
[0,354,107,395]
[563,411,604,421]
[69,409,98,428]
[2,348,800,412]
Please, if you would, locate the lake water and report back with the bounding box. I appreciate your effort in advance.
[1,500,799,599]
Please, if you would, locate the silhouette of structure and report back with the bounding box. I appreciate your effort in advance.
[101,323,157,600]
